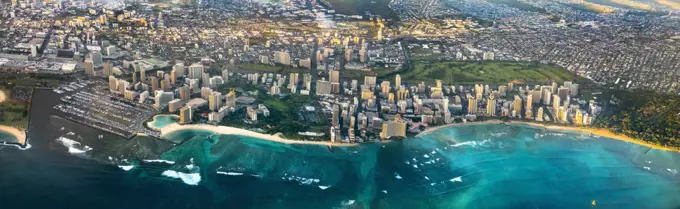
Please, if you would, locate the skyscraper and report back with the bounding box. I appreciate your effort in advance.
[188,63,203,79]
[486,95,496,117]
[103,62,113,76]
[380,115,407,139]
[209,92,222,111]
[150,76,159,91]
[179,106,193,124]
[467,95,477,115]
[179,85,191,101]
[364,76,377,89]
[91,51,103,67]
[513,95,522,117]
[83,60,94,76]
[225,90,236,108]
[395,74,401,90]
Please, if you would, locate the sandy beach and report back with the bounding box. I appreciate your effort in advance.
[416,119,505,136]
[159,123,358,147]
[510,121,680,153]
[0,125,27,145]
[146,114,180,131]
[419,120,680,153]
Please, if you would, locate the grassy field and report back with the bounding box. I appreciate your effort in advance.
[587,0,653,10]
[564,2,615,13]
[324,0,399,20]
[238,64,309,74]
[487,0,548,13]
[389,61,575,85]
[0,89,29,129]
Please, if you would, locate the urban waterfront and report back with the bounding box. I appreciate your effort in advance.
[1,89,679,209]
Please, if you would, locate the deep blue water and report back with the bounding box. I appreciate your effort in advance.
[2,106,680,209]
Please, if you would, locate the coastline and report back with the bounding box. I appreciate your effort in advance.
[418,119,680,153]
[509,121,680,153]
[148,114,680,153]
[0,125,27,145]
[146,114,180,131]
[416,119,506,136]
[158,123,358,147]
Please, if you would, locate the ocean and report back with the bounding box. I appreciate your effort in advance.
[1,89,679,209]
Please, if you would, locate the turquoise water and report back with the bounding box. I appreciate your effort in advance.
[145,123,680,208]
[0,129,18,143]
[3,122,680,209]
[148,115,179,130]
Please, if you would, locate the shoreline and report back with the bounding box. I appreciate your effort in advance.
[0,125,27,146]
[418,120,680,153]
[146,114,180,131]
[416,119,505,136]
[159,123,358,147]
[509,121,680,153]
[150,114,680,152]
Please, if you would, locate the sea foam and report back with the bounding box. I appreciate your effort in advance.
[118,165,134,171]
[161,170,201,186]
[143,159,176,164]
[450,176,463,182]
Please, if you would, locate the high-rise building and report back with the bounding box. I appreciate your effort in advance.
[487,95,496,117]
[154,91,174,110]
[557,87,569,102]
[108,76,118,93]
[331,105,340,126]
[31,44,37,57]
[150,76,159,91]
[209,92,222,111]
[526,94,533,111]
[542,89,552,105]
[209,76,224,86]
[103,62,113,76]
[380,81,391,96]
[289,73,299,88]
[221,70,229,81]
[574,109,584,126]
[303,74,312,90]
[300,58,311,69]
[345,49,352,62]
[467,95,477,114]
[274,51,291,65]
[173,63,186,76]
[329,70,340,83]
[91,52,103,67]
[202,72,210,87]
[168,99,183,113]
[316,79,332,95]
[225,90,236,107]
[395,74,401,90]
[201,87,213,99]
[513,95,522,117]
[552,94,561,111]
[536,107,544,121]
[179,106,193,124]
[83,60,95,76]
[179,85,191,101]
[364,76,377,89]
[188,63,203,79]
[569,84,579,97]
[557,106,567,123]
[123,90,135,100]
[380,115,407,139]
